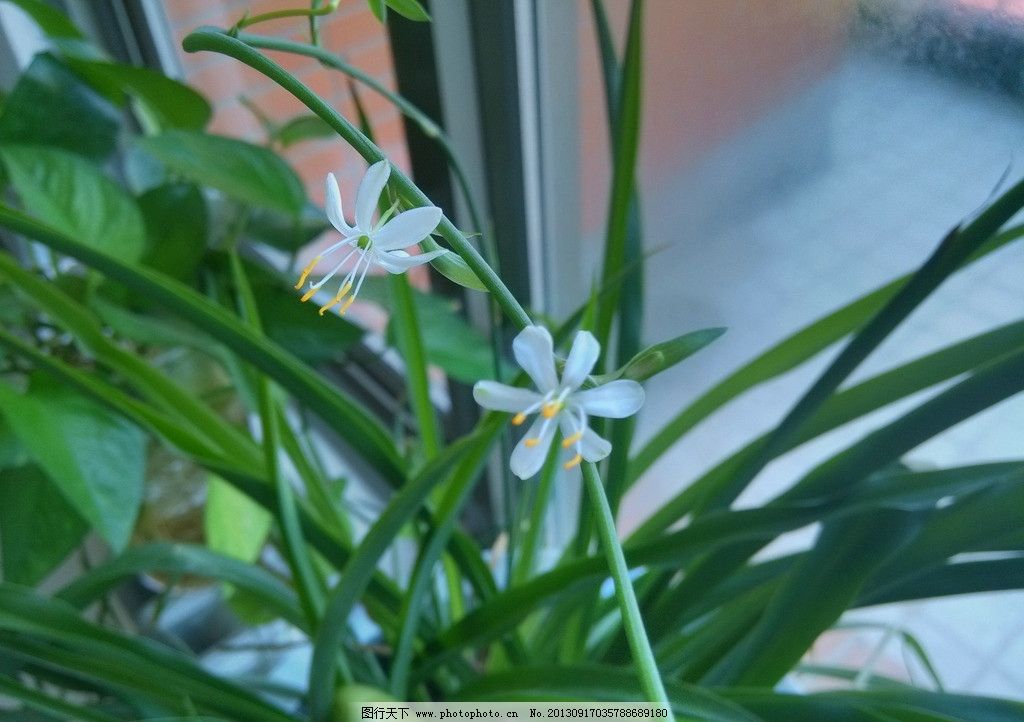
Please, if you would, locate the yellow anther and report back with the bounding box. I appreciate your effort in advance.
[561,431,583,449]
[524,438,541,448]
[541,402,562,419]
[338,296,356,316]
[318,282,352,316]
[301,287,318,303]
[511,412,527,426]
[563,453,583,470]
[294,255,321,290]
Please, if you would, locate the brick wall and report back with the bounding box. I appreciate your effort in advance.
[165,0,410,210]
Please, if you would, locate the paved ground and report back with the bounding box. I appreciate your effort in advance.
[628,49,1024,697]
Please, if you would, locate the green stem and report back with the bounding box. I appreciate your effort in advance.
[276,403,353,545]
[184,27,532,331]
[512,442,559,585]
[581,462,673,718]
[233,0,338,31]
[389,250,442,458]
[228,252,326,628]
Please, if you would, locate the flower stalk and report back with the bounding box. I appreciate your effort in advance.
[581,461,673,719]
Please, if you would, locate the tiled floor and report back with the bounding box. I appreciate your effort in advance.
[626,49,1024,697]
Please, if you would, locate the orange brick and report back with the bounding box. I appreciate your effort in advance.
[320,7,382,57]
[189,57,278,107]
[246,65,332,121]
[208,103,265,142]
[165,0,245,25]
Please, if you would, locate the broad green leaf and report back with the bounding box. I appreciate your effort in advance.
[0,53,118,161]
[0,413,25,469]
[273,114,335,147]
[244,204,329,251]
[385,0,430,21]
[0,328,406,634]
[0,375,145,551]
[137,131,305,214]
[138,182,208,283]
[0,465,87,585]
[360,276,503,383]
[0,145,145,261]
[242,258,363,363]
[67,59,212,131]
[204,474,271,564]
[256,283,363,364]
[2,0,83,38]
[367,0,386,22]
[0,252,255,464]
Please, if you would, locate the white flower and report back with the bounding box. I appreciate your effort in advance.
[474,325,644,479]
[294,160,447,315]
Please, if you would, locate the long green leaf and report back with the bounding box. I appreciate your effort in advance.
[389,417,505,697]
[0,584,295,722]
[728,689,1024,722]
[55,542,303,628]
[307,427,501,720]
[0,204,403,482]
[0,327,405,630]
[594,0,644,349]
[0,251,258,464]
[702,511,919,686]
[629,222,1024,485]
[455,666,761,722]
[0,675,119,722]
[630,318,1024,541]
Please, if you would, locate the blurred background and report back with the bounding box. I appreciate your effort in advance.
[1,0,1022,701]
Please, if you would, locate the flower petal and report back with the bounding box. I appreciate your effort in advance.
[573,380,644,418]
[512,325,558,393]
[375,248,448,274]
[561,330,599,390]
[510,416,557,480]
[355,160,390,231]
[473,381,541,413]
[372,207,442,251]
[558,416,609,462]
[579,426,611,462]
[324,173,353,234]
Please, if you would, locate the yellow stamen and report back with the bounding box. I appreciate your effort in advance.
[563,453,583,470]
[511,412,527,426]
[561,431,583,449]
[524,438,540,448]
[541,401,562,419]
[294,255,321,290]
[301,287,318,303]
[338,296,356,316]
[318,281,352,316]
